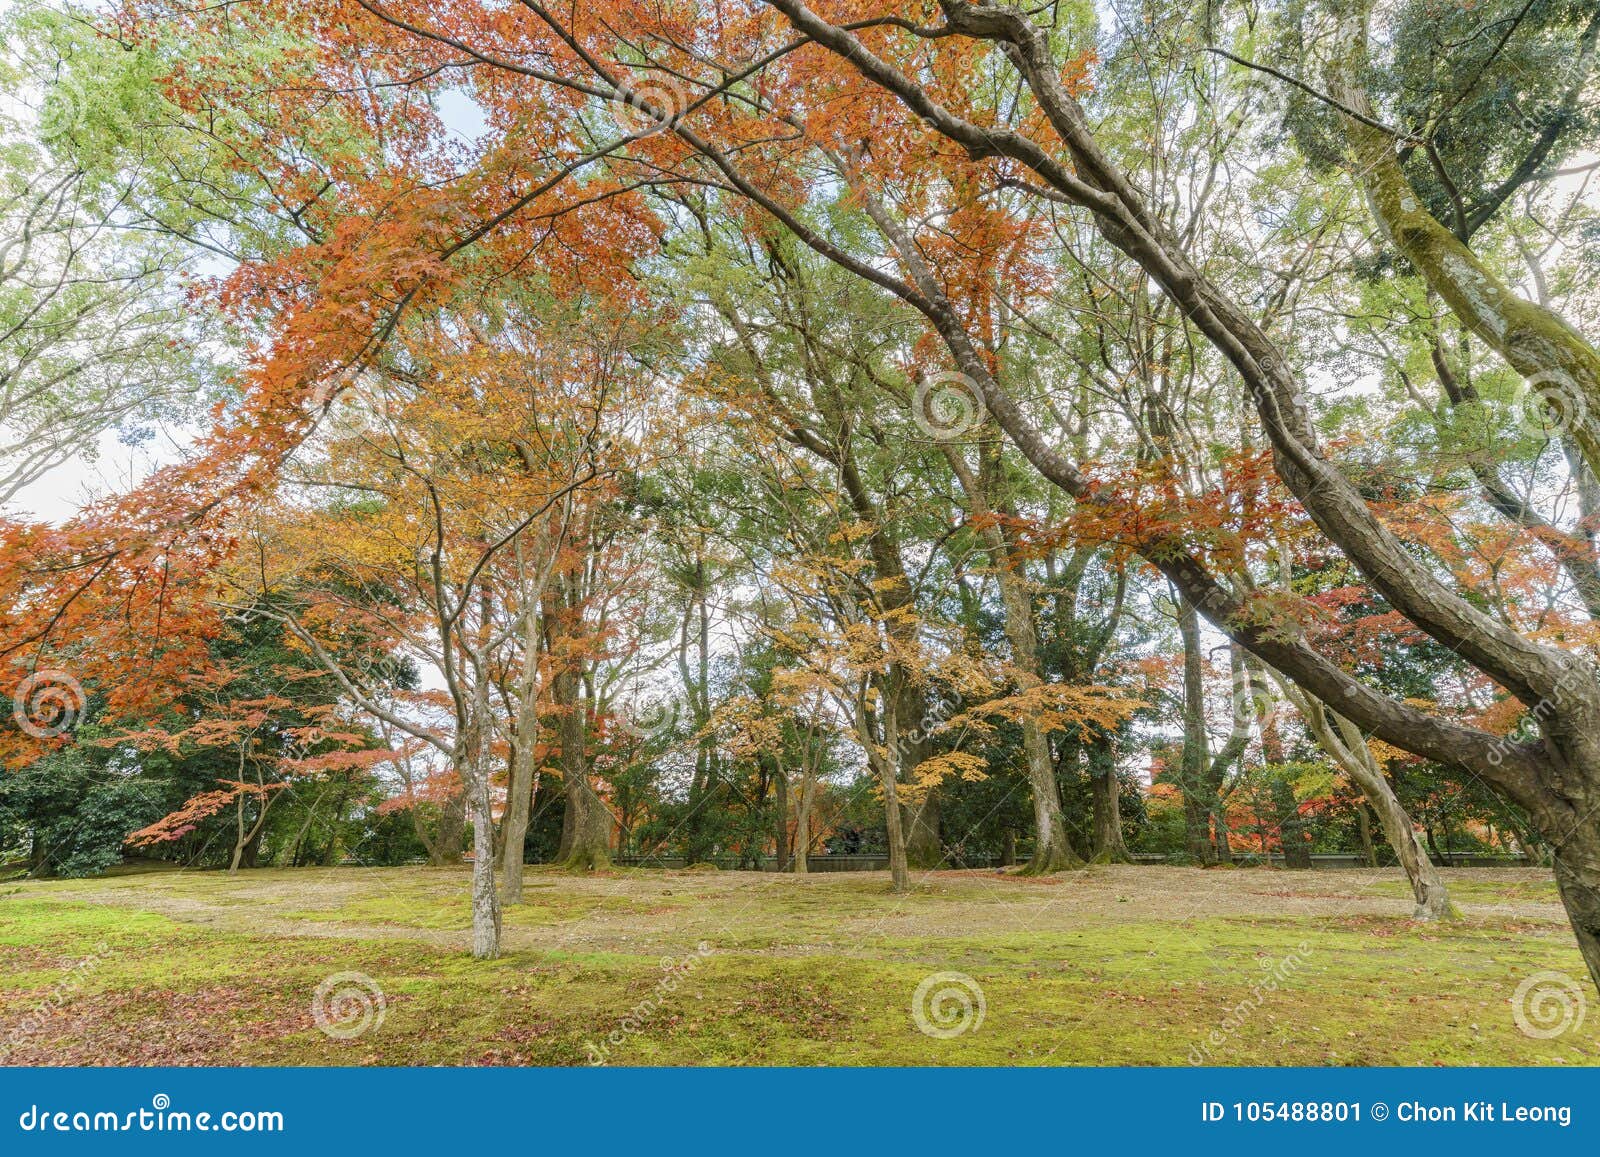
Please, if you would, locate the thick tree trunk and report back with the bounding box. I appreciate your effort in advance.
[1019,719,1079,873]
[1087,731,1131,863]
[902,791,940,869]
[774,764,790,870]
[499,752,533,903]
[553,666,610,871]
[791,769,816,874]
[1554,836,1600,988]
[429,792,465,866]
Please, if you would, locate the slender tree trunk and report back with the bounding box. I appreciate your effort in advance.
[500,603,544,903]
[1177,600,1215,864]
[1289,686,1456,920]
[881,762,910,893]
[860,685,910,892]
[1356,801,1377,868]
[461,670,503,959]
[468,780,501,959]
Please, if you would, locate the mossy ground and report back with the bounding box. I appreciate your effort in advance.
[0,864,1595,1066]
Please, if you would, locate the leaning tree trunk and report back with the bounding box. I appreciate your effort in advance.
[1554,833,1600,989]
[1290,688,1456,920]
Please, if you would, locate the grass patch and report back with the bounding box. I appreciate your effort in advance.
[0,865,1594,1066]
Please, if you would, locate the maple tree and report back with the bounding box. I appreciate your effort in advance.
[2,0,1598,1007]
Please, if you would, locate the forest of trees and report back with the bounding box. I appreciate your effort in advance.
[1,0,1597,982]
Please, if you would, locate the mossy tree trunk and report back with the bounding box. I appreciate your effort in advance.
[1331,14,1600,477]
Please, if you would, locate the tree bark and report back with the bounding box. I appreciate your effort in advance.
[792,762,817,874]
[881,760,910,892]
[773,761,790,870]
[1356,800,1377,868]
[462,686,502,960]
[1289,685,1456,920]
[1087,730,1131,863]
[553,663,611,871]
[428,792,465,866]
[500,591,546,903]
[1177,600,1216,864]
